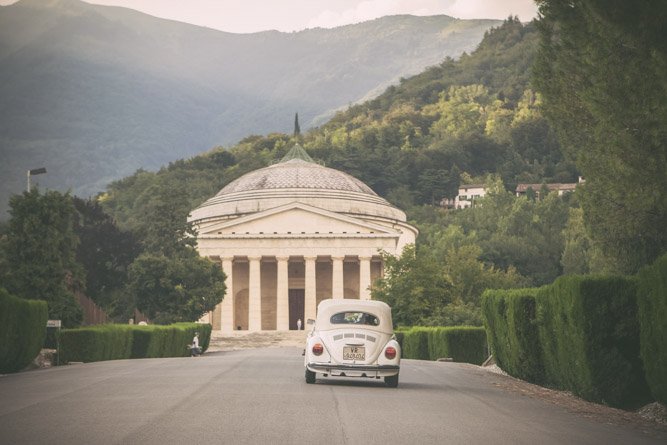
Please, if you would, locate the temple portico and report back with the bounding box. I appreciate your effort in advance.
[189,144,417,331]
[208,254,383,332]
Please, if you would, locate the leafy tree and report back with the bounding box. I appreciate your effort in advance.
[127,253,225,324]
[72,197,141,320]
[372,245,451,327]
[534,0,667,273]
[1,190,83,326]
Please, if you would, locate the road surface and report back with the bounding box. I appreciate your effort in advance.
[0,348,664,444]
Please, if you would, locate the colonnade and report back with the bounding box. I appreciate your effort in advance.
[208,255,381,331]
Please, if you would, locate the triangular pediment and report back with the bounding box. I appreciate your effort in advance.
[199,202,397,236]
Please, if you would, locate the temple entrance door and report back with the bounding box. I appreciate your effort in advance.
[288,289,305,330]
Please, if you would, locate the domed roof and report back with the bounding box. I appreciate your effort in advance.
[189,144,406,223]
[217,159,377,197]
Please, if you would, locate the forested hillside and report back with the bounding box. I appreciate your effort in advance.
[98,18,581,327]
[102,18,572,224]
[0,0,499,216]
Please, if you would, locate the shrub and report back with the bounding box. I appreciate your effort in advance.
[399,326,486,364]
[401,327,431,360]
[59,322,212,363]
[536,275,651,408]
[0,288,48,373]
[482,288,543,382]
[428,327,487,365]
[637,254,667,404]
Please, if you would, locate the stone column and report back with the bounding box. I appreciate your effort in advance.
[332,255,344,299]
[248,256,262,331]
[276,256,289,331]
[359,256,372,300]
[220,256,234,332]
[304,256,317,322]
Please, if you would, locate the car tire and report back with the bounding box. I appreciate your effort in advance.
[385,374,399,388]
[305,368,316,384]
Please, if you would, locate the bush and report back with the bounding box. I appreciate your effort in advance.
[637,254,667,404]
[58,323,212,363]
[536,275,651,408]
[0,288,48,373]
[428,326,487,365]
[401,327,431,360]
[482,288,544,382]
[399,326,486,364]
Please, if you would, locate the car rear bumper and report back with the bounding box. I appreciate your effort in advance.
[307,362,399,377]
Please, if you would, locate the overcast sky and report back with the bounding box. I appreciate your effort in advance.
[0,0,538,33]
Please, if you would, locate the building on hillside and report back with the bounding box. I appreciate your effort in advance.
[188,144,418,332]
[440,184,487,209]
[515,178,583,198]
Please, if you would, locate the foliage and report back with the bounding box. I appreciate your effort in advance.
[536,275,651,408]
[72,197,141,320]
[636,254,667,404]
[481,288,544,383]
[1,189,83,327]
[0,287,48,373]
[372,245,451,327]
[533,0,667,273]
[399,326,487,364]
[57,322,211,363]
[127,253,225,324]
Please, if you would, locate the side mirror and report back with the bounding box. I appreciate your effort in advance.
[307,319,315,325]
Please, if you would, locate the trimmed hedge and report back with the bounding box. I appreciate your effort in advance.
[536,275,651,408]
[58,323,212,363]
[401,327,430,360]
[400,326,487,364]
[637,254,667,404]
[482,288,543,383]
[0,288,48,373]
[428,327,487,365]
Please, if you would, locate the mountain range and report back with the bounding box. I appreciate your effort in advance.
[0,0,500,216]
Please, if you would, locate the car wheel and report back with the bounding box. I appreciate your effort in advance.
[305,368,316,384]
[385,373,399,388]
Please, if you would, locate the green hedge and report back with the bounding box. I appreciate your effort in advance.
[399,326,487,364]
[637,254,667,404]
[0,288,48,373]
[482,288,544,383]
[428,327,487,365]
[58,323,212,363]
[537,275,651,408]
[401,327,430,360]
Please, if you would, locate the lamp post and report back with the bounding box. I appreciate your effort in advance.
[27,167,47,192]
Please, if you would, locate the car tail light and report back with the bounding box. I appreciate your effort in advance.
[312,343,324,356]
[385,346,397,360]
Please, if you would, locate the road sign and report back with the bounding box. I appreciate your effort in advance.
[46,320,61,328]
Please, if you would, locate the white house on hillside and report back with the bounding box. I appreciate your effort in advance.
[440,184,487,209]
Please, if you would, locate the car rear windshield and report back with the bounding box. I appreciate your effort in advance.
[330,311,380,326]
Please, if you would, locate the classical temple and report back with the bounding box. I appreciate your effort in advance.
[188,144,417,331]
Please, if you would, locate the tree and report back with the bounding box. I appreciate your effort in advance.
[372,245,451,327]
[127,253,226,324]
[533,0,667,273]
[1,190,83,326]
[72,197,141,320]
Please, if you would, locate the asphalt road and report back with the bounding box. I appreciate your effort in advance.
[0,348,664,445]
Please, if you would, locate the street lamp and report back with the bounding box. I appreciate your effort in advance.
[27,167,47,192]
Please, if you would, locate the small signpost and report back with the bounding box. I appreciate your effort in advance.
[46,320,62,365]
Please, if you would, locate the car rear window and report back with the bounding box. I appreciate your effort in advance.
[330,311,380,326]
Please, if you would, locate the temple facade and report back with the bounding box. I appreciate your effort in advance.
[188,144,417,332]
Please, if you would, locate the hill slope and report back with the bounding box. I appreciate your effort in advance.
[0,0,499,216]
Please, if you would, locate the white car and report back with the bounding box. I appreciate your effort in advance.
[304,299,401,387]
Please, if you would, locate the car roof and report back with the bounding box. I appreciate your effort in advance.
[315,299,393,332]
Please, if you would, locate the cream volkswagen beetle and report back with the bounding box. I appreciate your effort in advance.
[304,299,401,387]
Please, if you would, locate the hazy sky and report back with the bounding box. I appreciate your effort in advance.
[0,0,539,33]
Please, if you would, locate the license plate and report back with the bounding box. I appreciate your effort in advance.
[343,346,365,361]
